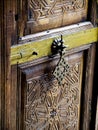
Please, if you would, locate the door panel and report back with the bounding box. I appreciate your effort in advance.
[18,0,88,36]
[20,52,83,130]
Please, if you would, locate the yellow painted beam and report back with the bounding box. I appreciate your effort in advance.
[11,27,98,65]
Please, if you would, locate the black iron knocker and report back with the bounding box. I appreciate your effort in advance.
[51,35,70,85]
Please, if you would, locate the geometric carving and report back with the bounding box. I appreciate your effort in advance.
[24,62,82,130]
[26,0,88,33]
[29,0,85,20]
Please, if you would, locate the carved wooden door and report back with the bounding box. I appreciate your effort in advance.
[20,52,83,130]
[16,41,96,130]
[18,0,88,36]
[13,0,96,130]
[0,0,97,130]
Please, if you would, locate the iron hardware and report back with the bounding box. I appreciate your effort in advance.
[51,35,70,85]
[51,35,68,56]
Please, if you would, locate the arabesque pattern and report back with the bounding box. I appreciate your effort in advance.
[29,0,85,20]
[24,62,82,130]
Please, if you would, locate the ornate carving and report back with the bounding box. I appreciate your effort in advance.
[18,0,87,36]
[25,0,88,34]
[24,62,82,130]
[29,0,85,20]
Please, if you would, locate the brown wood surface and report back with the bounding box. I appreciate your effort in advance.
[88,0,97,26]
[80,43,96,130]
[15,44,95,130]
[95,96,98,130]
[88,1,98,130]
[95,99,98,130]
[0,0,17,130]
[7,44,96,130]
[18,0,88,36]
[0,0,97,130]
[20,52,83,130]
[0,2,2,129]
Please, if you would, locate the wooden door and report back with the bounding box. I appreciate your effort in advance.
[0,0,97,130]
[17,0,88,35]
[16,43,96,130]
[20,52,83,130]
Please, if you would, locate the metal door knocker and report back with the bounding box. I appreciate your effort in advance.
[51,35,70,85]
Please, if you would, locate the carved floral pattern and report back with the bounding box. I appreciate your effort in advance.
[24,62,82,130]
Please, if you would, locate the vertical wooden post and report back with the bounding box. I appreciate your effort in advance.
[89,1,98,130]
[95,99,98,130]
[88,0,97,26]
[0,0,17,129]
[0,2,3,129]
[82,1,98,130]
[81,44,96,130]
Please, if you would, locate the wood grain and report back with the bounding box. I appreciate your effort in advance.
[95,99,98,130]
[0,0,17,130]
[0,0,97,130]
[18,0,88,36]
[18,52,83,130]
[80,44,96,130]
[11,24,98,65]
[15,44,95,130]
[0,1,2,128]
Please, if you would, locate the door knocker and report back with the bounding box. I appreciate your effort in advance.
[51,35,70,85]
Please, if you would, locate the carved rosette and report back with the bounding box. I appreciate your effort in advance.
[24,62,82,130]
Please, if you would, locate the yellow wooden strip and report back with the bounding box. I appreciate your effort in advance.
[11,27,98,65]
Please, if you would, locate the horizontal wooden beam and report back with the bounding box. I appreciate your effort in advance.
[11,23,98,65]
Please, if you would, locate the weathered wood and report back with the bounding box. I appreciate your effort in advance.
[95,99,98,130]
[0,0,97,130]
[80,44,96,130]
[0,1,3,129]
[18,0,88,36]
[17,51,84,130]
[10,65,18,130]
[88,0,97,26]
[0,0,17,130]
[16,43,96,130]
[11,24,98,65]
[0,1,5,129]
[88,1,98,130]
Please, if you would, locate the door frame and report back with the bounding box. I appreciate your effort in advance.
[0,0,17,129]
[16,43,96,130]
